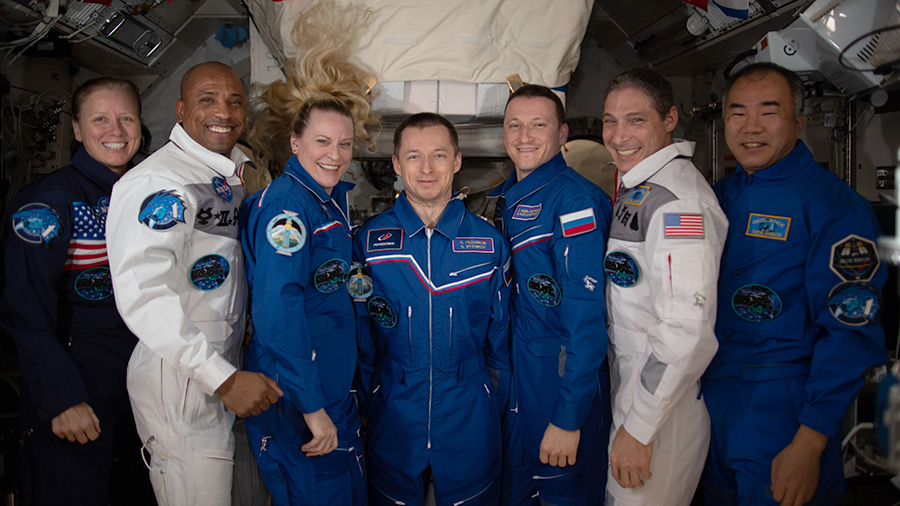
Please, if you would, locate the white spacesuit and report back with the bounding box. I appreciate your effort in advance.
[107,123,249,505]
[604,141,727,506]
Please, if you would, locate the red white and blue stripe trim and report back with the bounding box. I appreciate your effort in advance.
[367,254,496,294]
[560,208,597,237]
[512,233,553,253]
[314,220,344,235]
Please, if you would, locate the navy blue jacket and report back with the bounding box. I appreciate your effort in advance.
[1,148,137,423]
[709,140,886,437]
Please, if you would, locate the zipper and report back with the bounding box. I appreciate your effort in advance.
[452,482,493,506]
[449,261,492,277]
[564,245,570,276]
[427,231,434,450]
[533,474,566,480]
[182,378,191,418]
[408,306,413,364]
[484,383,491,398]
[448,307,453,356]
[372,483,407,505]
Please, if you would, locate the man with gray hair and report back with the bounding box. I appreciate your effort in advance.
[702,62,886,506]
[601,68,727,506]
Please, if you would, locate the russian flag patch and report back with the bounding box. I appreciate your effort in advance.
[560,208,597,237]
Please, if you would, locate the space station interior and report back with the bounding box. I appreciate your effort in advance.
[1,0,900,503]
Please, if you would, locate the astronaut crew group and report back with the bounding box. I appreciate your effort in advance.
[3,58,885,506]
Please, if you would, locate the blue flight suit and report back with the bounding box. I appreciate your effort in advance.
[702,141,886,505]
[488,152,613,506]
[354,193,511,506]
[0,148,152,505]
[241,157,366,506]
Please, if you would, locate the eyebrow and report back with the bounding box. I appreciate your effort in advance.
[728,100,781,109]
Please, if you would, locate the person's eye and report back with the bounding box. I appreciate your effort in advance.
[341,141,352,148]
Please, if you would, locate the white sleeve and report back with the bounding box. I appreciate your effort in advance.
[107,172,237,395]
[622,197,727,444]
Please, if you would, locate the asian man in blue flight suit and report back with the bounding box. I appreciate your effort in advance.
[355,112,511,506]
[702,62,887,506]
[489,85,613,506]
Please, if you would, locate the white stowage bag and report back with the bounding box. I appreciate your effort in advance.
[255,0,592,88]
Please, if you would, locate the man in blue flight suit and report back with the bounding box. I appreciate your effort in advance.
[489,84,612,506]
[702,62,887,506]
[355,112,511,506]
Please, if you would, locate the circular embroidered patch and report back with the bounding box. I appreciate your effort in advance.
[74,266,113,300]
[212,176,233,203]
[827,282,881,326]
[189,254,230,291]
[314,259,350,293]
[527,273,562,307]
[732,284,783,322]
[12,203,62,244]
[604,251,641,288]
[266,212,306,254]
[367,296,397,328]
[96,196,110,219]
[347,263,373,300]
[139,190,186,230]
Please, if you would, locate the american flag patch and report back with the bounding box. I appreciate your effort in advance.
[560,208,597,237]
[64,201,108,271]
[664,213,704,238]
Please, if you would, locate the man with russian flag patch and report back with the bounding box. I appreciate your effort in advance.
[601,69,727,506]
[703,63,886,506]
[491,85,613,506]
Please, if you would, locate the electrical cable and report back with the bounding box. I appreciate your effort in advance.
[838,24,900,75]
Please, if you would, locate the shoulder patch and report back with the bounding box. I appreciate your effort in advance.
[664,213,704,239]
[560,208,596,237]
[625,185,651,205]
[12,203,62,244]
[827,282,881,326]
[453,237,495,253]
[139,190,186,230]
[212,176,233,203]
[367,228,404,253]
[745,213,791,241]
[513,204,542,221]
[830,234,879,282]
[266,210,307,256]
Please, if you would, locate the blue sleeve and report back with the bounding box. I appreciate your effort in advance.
[352,226,379,415]
[243,197,326,414]
[801,194,887,437]
[1,186,89,420]
[484,236,512,413]
[549,193,613,430]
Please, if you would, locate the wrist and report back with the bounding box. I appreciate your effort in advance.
[794,425,829,454]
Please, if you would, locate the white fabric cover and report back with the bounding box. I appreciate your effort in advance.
[254,0,591,88]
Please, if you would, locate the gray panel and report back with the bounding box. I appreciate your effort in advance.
[610,182,678,242]
[640,353,668,395]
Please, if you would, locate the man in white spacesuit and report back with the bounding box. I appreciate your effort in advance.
[107,61,283,506]
[601,68,727,506]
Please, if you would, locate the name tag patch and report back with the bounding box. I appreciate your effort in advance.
[830,234,879,282]
[745,213,791,241]
[367,228,404,253]
[560,208,597,237]
[453,237,494,253]
[513,204,542,220]
[625,186,650,205]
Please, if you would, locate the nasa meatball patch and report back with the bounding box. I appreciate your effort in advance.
[366,228,404,253]
[830,234,879,282]
[139,190,187,230]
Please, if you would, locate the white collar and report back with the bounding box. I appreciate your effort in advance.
[169,123,249,177]
[619,141,695,189]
